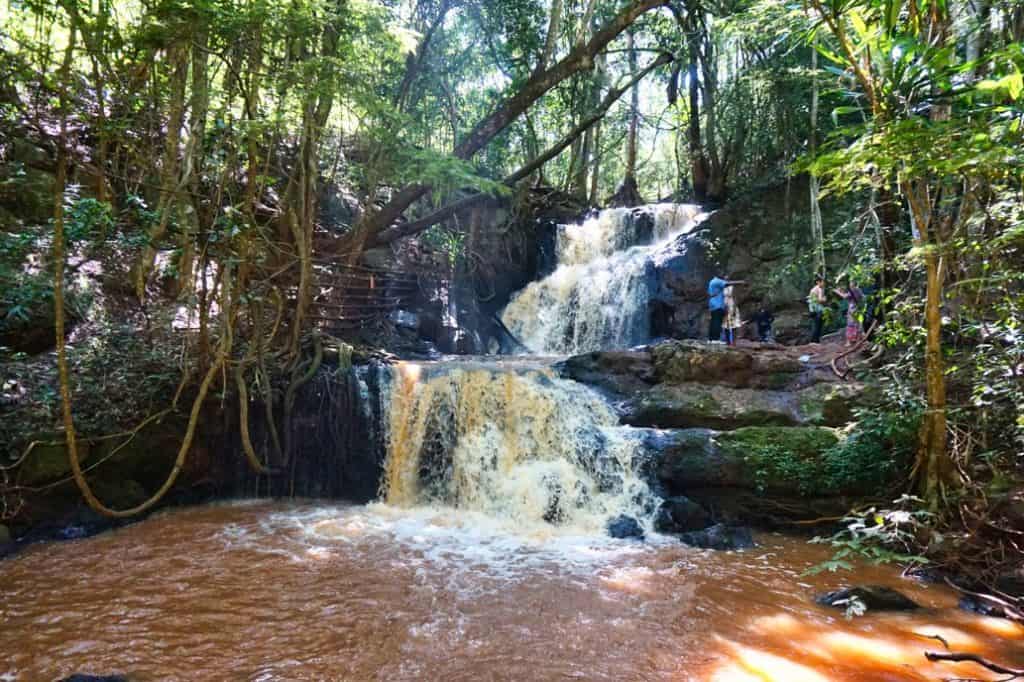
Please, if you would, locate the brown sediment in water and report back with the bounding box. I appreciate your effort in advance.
[1,501,1021,681]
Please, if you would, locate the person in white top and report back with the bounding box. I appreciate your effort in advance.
[723,285,743,346]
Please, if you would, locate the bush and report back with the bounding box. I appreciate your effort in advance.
[822,409,920,494]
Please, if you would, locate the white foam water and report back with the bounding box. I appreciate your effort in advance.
[380,361,660,541]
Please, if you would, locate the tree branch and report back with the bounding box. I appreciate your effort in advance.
[368,51,673,247]
[352,0,668,246]
[925,651,1024,677]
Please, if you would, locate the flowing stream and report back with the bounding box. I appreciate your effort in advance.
[2,205,1022,680]
[2,501,1022,681]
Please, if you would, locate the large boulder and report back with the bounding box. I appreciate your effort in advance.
[622,381,866,430]
[650,340,821,389]
[816,585,920,612]
[607,514,645,540]
[654,495,712,533]
[642,425,841,496]
[643,428,749,490]
[556,349,655,396]
[678,524,756,550]
[625,383,799,429]
[15,441,93,486]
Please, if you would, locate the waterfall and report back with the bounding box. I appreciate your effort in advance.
[380,360,657,533]
[501,203,706,355]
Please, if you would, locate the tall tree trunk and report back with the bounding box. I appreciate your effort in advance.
[286,9,344,354]
[677,7,708,201]
[914,7,957,507]
[610,29,643,206]
[809,45,825,278]
[905,180,954,506]
[177,21,211,297]
[589,119,602,204]
[134,44,189,301]
[536,0,564,73]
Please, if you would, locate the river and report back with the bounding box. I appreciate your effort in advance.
[2,500,1021,681]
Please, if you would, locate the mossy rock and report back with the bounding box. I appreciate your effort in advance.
[625,383,800,429]
[90,477,150,509]
[652,341,754,385]
[16,441,92,486]
[6,167,56,224]
[93,421,185,489]
[718,425,838,460]
[797,382,869,427]
[717,426,840,495]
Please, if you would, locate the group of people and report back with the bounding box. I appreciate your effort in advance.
[706,275,747,346]
[807,275,866,346]
[705,273,866,347]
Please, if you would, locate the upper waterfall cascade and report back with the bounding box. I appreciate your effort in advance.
[501,203,707,355]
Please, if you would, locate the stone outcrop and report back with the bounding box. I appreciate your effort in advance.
[816,586,920,612]
[562,339,876,525]
[639,426,842,496]
[561,339,869,430]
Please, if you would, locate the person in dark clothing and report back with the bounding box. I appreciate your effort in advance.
[752,306,774,342]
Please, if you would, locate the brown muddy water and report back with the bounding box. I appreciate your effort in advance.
[1,501,1021,681]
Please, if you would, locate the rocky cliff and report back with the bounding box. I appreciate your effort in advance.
[560,339,887,528]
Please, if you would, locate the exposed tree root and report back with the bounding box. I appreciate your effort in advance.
[235,363,274,476]
[283,332,324,494]
[64,351,226,518]
[925,651,1024,679]
[830,320,878,379]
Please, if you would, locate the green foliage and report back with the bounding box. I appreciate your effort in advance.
[65,196,114,245]
[718,426,839,495]
[808,495,933,574]
[822,408,919,493]
[422,225,465,270]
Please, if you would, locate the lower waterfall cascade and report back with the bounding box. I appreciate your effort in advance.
[379,359,658,534]
[501,203,707,355]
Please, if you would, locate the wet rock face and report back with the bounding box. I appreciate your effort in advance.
[958,595,1010,618]
[650,340,813,389]
[647,177,861,344]
[815,586,920,612]
[607,514,645,540]
[678,524,755,551]
[653,496,712,534]
[555,350,655,396]
[621,381,865,430]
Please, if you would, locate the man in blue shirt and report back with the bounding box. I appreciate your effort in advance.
[707,274,744,342]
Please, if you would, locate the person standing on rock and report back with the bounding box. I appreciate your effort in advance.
[807,275,827,343]
[723,285,743,345]
[834,280,865,347]
[752,305,774,343]
[707,274,745,342]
